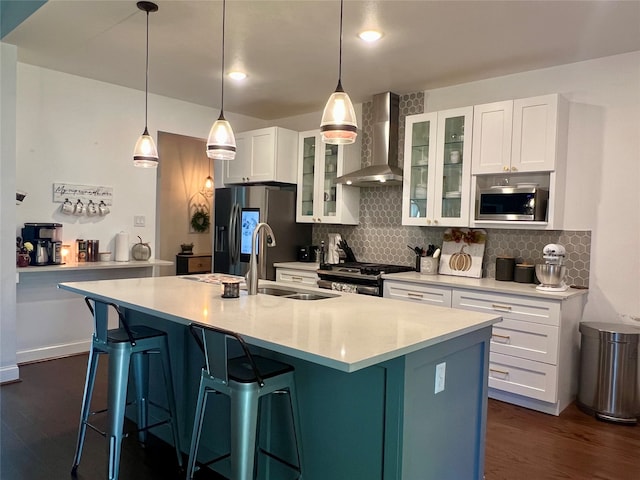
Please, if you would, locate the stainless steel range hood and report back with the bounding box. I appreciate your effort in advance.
[335,92,402,187]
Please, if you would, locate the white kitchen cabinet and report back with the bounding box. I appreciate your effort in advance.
[472,94,566,174]
[275,267,319,286]
[296,130,360,225]
[382,273,584,415]
[401,112,438,226]
[402,107,473,227]
[222,127,298,185]
[471,100,514,174]
[452,288,582,415]
[383,280,452,307]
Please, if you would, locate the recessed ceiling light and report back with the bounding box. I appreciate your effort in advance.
[228,71,247,80]
[358,30,383,43]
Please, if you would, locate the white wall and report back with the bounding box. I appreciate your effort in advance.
[16,63,265,257]
[1,43,20,382]
[7,62,266,372]
[422,52,640,325]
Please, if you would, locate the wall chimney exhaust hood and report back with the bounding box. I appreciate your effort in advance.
[335,91,402,187]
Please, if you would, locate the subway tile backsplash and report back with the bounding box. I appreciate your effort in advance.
[312,91,591,287]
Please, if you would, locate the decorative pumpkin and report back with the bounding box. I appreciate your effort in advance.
[132,235,152,261]
[449,245,472,271]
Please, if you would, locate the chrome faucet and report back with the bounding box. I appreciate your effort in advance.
[246,222,277,295]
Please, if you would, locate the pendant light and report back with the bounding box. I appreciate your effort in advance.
[320,0,358,145]
[133,1,159,168]
[203,159,214,197]
[206,0,236,160]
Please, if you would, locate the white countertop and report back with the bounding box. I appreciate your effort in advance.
[273,262,319,271]
[382,271,588,300]
[18,258,172,273]
[58,276,500,373]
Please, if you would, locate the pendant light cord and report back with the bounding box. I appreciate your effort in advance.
[144,8,150,130]
[220,0,227,116]
[338,0,343,82]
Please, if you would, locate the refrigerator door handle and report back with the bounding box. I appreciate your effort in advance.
[214,225,226,253]
[229,203,241,265]
[228,204,236,265]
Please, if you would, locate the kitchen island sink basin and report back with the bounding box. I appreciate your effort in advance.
[251,286,338,300]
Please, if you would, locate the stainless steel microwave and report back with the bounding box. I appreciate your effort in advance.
[476,186,549,221]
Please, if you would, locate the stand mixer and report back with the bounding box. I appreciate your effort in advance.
[535,243,569,291]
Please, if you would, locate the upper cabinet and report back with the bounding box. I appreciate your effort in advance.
[222,127,298,185]
[296,130,360,225]
[472,94,565,174]
[402,107,473,227]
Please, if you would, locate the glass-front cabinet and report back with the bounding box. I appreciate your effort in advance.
[296,130,360,225]
[402,112,437,226]
[402,106,473,226]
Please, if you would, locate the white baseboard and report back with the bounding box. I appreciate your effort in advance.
[0,364,20,384]
[17,340,91,365]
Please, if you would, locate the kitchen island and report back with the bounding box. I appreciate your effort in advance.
[58,276,501,480]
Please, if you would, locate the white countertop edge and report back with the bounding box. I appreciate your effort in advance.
[273,262,320,272]
[57,277,500,373]
[382,271,587,300]
[19,258,173,273]
[252,319,498,373]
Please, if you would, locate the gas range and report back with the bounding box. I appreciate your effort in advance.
[317,262,414,296]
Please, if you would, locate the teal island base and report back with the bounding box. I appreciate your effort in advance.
[129,310,491,480]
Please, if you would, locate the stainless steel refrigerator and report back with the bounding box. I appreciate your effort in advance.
[213,186,312,280]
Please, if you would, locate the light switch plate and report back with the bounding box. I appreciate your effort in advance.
[134,215,146,227]
[435,362,446,394]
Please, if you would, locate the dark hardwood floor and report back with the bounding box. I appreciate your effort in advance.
[1,354,639,479]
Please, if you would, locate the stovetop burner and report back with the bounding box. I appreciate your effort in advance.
[320,262,414,277]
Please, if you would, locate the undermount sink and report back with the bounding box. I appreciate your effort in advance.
[251,286,338,300]
[256,287,298,296]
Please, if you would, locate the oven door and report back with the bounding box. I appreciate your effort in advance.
[317,278,381,296]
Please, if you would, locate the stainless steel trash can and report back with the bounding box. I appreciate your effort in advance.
[577,322,640,424]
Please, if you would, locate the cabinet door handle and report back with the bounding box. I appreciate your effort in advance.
[492,303,512,311]
[291,276,303,282]
[503,166,510,172]
[426,219,431,225]
[489,368,509,377]
[491,333,511,342]
[511,166,518,172]
[407,292,424,299]
[433,220,439,225]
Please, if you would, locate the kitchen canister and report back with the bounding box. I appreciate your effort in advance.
[115,231,129,262]
[514,263,536,283]
[420,257,439,275]
[495,256,515,281]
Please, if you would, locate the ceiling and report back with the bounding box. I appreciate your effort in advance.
[4,0,640,120]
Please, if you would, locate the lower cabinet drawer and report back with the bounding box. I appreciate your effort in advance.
[452,289,560,326]
[176,254,212,275]
[275,268,319,286]
[491,318,559,365]
[383,281,452,307]
[488,352,558,403]
[187,256,212,273]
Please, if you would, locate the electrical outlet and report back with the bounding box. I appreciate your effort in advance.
[435,362,446,394]
[134,215,146,227]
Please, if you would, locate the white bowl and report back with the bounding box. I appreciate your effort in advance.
[99,252,112,262]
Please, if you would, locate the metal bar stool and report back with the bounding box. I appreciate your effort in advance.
[71,297,183,480]
[187,324,303,480]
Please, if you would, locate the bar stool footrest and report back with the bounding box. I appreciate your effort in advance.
[258,447,302,475]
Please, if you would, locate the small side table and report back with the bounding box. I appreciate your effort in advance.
[176,254,212,275]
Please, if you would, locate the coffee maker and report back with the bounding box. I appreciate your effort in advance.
[21,223,63,265]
